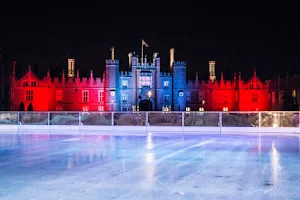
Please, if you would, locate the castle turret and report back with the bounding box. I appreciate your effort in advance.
[172,61,186,111]
[154,53,161,110]
[131,55,138,110]
[105,59,120,111]
[209,61,216,83]
[67,58,75,78]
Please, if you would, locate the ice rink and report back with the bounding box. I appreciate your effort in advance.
[0,132,300,199]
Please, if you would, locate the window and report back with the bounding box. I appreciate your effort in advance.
[98,106,104,111]
[186,107,190,111]
[199,107,204,112]
[121,107,128,111]
[279,91,284,104]
[98,90,104,102]
[25,90,33,101]
[31,81,36,86]
[256,84,260,89]
[56,90,63,102]
[82,106,89,111]
[139,76,152,87]
[121,80,128,88]
[164,81,169,88]
[292,89,296,98]
[250,84,254,89]
[272,91,276,104]
[199,92,205,102]
[186,92,190,103]
[122,94,128,102]
[223,107,228,111]
[56,105,63,111]
[82,90,89,102]
[164,95,170,102]
[23,81,29,86]
[252,93,258,102]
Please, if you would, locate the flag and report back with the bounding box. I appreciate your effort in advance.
[142,39,149,47]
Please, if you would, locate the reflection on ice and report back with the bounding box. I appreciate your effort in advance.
[0,133,300,200]
[270,141,281,185]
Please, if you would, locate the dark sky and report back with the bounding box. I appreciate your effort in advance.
[2,2,300,80]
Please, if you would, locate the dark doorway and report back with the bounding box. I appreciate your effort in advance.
[139,99,152,111]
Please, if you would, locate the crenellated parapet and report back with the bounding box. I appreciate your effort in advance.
[105,59,119,65]
[173,61,186,66]
[160,72,171,77]
[120,71,132,76]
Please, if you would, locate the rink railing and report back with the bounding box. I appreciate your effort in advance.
[0,111,299,133]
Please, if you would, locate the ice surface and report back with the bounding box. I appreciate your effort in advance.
[0,133,300,199]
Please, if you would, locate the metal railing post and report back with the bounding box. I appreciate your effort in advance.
[219,112,222,134]
[17,112,20,125]
[47,112,50,125]
[146,112,148,127]
[111,112,114,126]
[78,112,81,126]
[182,112,184,127]
[299,111,300,127]
[258,112,261,128]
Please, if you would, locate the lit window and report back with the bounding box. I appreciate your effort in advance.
[162,106,171,112]
[121,80,128,88]
[252,93,258,102]
[82,90,89,102]
[199,107,204,112]
[164,81,169,88]
[98,106,104,111]
[56,90,63,102]
[122,94,128,102]
[223,107,228,111]
[82,106,89,111]
[292,89,296,98]
[186,107,190,111]
[139,76,152,87]
[98,90,104,102]
[25,90,33,101]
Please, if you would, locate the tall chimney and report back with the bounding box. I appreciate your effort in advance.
[111,46,115,61]
[170,48,175,68]
[67,58,75,78]
[128,52,132,68]
[209,61,216,82]
[12,61,16,77]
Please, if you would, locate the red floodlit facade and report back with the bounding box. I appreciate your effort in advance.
[9,53,270,112]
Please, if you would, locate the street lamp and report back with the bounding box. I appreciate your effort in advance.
[148,90,152,99]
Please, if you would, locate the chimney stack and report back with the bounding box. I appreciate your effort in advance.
[128,52,132,68]
[67,58,75,78]
[170,48,175,68]
[111,46,115,61]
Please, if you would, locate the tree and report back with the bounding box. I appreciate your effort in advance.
[18,102,25,111]
[27,102,33,111]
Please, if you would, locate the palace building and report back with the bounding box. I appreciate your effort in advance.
[9,47,270,112]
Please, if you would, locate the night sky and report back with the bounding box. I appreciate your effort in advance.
[3,2,300,80]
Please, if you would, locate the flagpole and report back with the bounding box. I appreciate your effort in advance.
[141,39,143,64]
